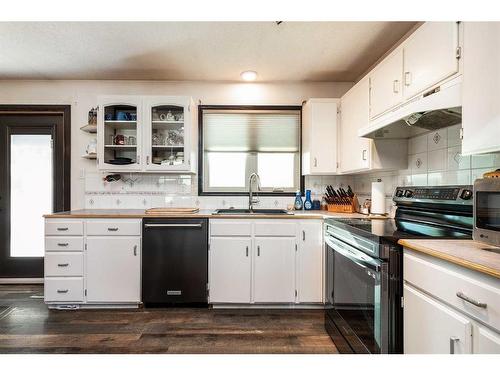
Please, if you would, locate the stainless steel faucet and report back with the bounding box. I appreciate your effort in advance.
[248,173,261,211]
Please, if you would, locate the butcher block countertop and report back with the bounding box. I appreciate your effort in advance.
[44,209,368,220]
[399,239,500,279]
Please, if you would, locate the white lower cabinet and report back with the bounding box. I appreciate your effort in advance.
[403,248,500,354]
[404,283,472,354]
[254,237,295,303]
[209,219,323,305]
[209,237,252,303]
[86,237,141,303]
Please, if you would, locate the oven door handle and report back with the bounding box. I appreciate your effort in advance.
[326,236,381,272]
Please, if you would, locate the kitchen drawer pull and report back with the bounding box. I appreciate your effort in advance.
[57,263,69,267]
[144,223,202,228]
[393,79,400,93]
[107,227,119,232]
[57,227,69,231]
[246,246,249,257]
[133,245,137,256]
[57,243,69,247]
[257,245,260,256]
[404,71,412,86]
[450,337,460,354]
[456,291,487,308]
[313,157,318,167]
[362,149,367,161]
[302,230,305,241]
[57,289,69,293]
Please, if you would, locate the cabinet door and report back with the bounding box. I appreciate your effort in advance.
[404,284,472,354]
[340,77,371,172]
[302,99,338,175]
[97,96,143,171]
[86,237,141,303]
[143,96,192,172]
[403,22,459,100]
[297,221,323,303]
[209,237,252,303]
[462,22,500,155]
[254,237,295,303]
[475,325,500,354]
[370,48,404,119]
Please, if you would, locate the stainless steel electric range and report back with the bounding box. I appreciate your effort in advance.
[324,185,474,354]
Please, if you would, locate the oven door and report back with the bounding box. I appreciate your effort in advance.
[326,235,389,354]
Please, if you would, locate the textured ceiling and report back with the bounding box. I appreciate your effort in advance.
[0,22,416,81]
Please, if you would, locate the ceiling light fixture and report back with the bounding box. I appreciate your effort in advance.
[240,71,257,81]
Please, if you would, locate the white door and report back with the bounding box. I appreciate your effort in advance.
[143,96,192,172]
[404,283,472,354]
[97,95,143,172]
[340,77,371,173]
[369,48,404,119]
[296,221,323,303]
[209,237,252,303]
[403,22,459,99]
[254,237,295,303]
[86,237,141,303]
[474,325,500,354]
[462,22,500,155]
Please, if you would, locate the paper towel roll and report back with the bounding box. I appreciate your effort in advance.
[371,180,386,215]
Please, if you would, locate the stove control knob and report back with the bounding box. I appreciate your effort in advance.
[395,189,404,197]
[404,190,413,198]
[460,189,473,200]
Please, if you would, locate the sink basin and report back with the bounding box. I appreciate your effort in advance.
[213,208,293,215]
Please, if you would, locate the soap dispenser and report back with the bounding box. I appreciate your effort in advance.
[294,190,303,210]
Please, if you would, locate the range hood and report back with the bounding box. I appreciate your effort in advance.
[358,75,462,139]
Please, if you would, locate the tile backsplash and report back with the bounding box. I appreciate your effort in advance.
[83,124,499,211]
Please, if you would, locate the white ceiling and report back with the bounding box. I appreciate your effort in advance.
[0,22,416,82]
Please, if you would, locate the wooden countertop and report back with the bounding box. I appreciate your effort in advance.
[44,209,369,220]
[399,239,500,279]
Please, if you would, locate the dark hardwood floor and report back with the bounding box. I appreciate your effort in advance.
[0,285,337,354]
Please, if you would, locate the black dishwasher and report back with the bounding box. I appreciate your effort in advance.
[142,218,208,306]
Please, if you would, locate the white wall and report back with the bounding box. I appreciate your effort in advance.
[0,79,353,209]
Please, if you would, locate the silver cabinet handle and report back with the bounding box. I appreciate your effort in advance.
[144,223,202,228]
[302,230,305,241]
[57,289,69,293]
[57,227,68,231]
[393,79,400,93]
[404,71,412,86]
[456,291,487,308]
[257,245,260,256]
[313,157,318,167]
[137,155,141,164]
[107,227,119,232]
[133,245,137,256]
[246,246,249,257]
[57,263,69,267]
[146,156,150,165]
[450,337,460,354]
[57,243,69,247]
[362,149,367,161]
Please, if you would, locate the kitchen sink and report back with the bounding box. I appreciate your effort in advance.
[212,208,293,215]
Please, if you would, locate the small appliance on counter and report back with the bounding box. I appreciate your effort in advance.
[473,170,500,247]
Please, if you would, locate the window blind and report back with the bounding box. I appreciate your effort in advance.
[203,109,300,152]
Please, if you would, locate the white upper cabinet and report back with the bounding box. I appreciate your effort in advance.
[97,95,196,173]
[98,95,143,172]
[340,77,408,173]
[369,49,404,119]
[403,22,460,100]
[302,99,338,175]
[462,22,500,155]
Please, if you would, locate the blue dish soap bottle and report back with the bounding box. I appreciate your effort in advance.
[304,190,313,210]
[294,190,303,210]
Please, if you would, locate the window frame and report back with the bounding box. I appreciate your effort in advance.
[198,105,304,196]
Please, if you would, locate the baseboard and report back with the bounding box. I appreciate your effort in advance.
[0,278,44,284]
[211,303,325,309]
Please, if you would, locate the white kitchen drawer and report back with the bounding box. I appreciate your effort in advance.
[45,220,83,236]
[86,220,141,236]
[210,220,252,236]
[404,251,500,330]
[45,253,83,277]
[254,221,297,237]
[45,237,83,252]
[44,277,84,302]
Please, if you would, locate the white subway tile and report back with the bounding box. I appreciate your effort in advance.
[428,149,447,172]
[447,124,462,147]
[427,129,448,151]
[409,152,428,174]
[408,133,428,155]
[447,146,470,171]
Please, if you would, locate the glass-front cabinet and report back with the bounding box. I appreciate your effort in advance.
[143,96,192,172]
[97,95,195,173]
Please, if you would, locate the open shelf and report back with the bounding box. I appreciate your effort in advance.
[81,123,97,133]
[82,153,97,159]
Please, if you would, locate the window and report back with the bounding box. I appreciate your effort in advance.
[199,106,302,195]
